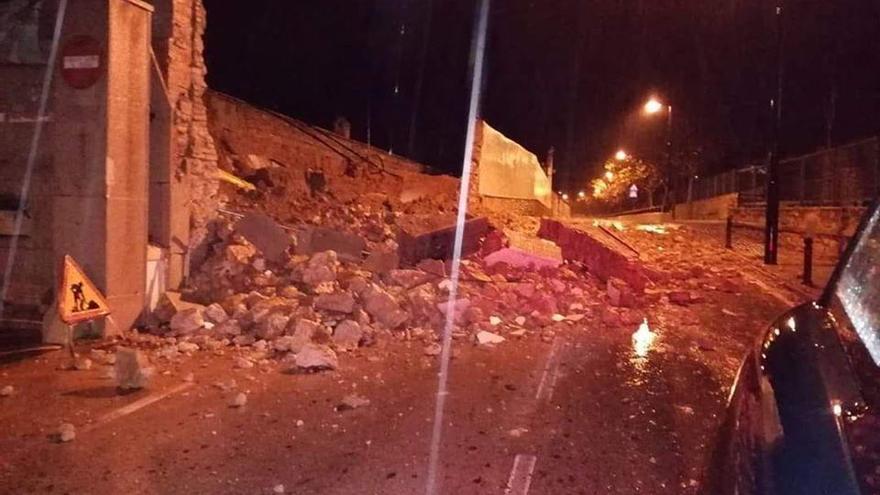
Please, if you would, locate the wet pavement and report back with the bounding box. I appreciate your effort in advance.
[0,223,802,494]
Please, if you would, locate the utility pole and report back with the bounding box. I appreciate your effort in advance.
[764,2,784,265]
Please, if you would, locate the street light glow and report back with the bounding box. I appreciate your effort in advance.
[578,191,586,198]
[644,98,663,114]
[561,193,569,201]
[615,150,628,161]
[605,171,615,181]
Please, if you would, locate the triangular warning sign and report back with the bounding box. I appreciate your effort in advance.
[58,255,111,325]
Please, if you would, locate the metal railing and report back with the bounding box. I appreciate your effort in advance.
[688,137,880,206]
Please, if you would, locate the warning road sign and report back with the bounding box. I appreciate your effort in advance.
[58,255,110,325]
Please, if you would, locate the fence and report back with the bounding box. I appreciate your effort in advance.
[688,137,880,206]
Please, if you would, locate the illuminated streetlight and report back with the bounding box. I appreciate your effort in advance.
[615,150,628,161]
[644,98,663,115]
[578,191,586,199]
[605,171,615,181]
[561,193,569,201]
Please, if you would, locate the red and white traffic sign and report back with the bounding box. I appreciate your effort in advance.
[60,35,103,89]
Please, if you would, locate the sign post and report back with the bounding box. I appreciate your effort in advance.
[57,255,111,359]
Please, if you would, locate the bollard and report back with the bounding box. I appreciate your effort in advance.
[803,236,814,287]
[725,216,733,249]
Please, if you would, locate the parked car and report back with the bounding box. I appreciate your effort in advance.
[712,199,880,494]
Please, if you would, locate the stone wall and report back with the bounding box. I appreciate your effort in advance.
[732,205,867,237]
[151,0,219,267]
[673,193,739,220]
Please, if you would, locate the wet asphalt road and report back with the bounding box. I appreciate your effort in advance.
[0,280,785,495]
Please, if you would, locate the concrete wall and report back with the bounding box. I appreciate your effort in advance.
[0,2,58,306]
[469,120,552,216]
[673,193,739,220]
[1,0,217,330]
[473,121,551,209]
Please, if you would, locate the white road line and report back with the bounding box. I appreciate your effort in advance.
[534,338,561,401]
[546,362,563,402]
[505,454,537,495]
[82,382,193,433]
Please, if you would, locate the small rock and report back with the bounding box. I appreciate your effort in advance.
[294,344,338,371]
[295,419,305,427]
[338,393,370,411]
[332,320,363,351]
[475,331,505,345]
[514,316,527,326]
[230,392,247,408]
[170,307,205,335]
[58,423,76,443]
[273,484,285,494]
[114,348,153,390]
[423,343,442,356]
[315,292,356,314]
[489,316,502,326]
[0,385,13,397]
[182,372,195,383]
[234,356,255,369]
[551,314,565,322]
[204,303,229,324]
[177,341,199,353]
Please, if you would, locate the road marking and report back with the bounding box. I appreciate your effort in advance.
[82,382,193,433]
[505,454,537,495]
[535,338,563,401]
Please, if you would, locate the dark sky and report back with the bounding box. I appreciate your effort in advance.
[204,0,880,193]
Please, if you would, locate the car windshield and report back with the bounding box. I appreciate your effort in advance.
[836,205,880,365]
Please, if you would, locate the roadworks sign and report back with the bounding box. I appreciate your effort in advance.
[58,255,110,325]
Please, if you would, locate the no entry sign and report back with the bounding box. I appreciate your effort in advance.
[60,35,103,89]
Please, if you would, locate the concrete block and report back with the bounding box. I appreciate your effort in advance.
[235,213,291,263]
[396,217,489,266]
[295,226,366,262]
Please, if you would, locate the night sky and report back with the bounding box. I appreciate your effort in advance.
[204,0,880,193]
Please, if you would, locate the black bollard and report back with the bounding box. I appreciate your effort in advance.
[725,216,733,249]
[803,236,814,287]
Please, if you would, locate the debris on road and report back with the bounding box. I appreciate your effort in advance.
[230,392,248,408]
[293,344,338,371]
[475,331,505,345]
[57,423,76,443]
[0,385,13,397]
[114,348,153,390]
[337,393,370,411]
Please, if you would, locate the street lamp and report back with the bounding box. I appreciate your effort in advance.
[644,97,673,210]
[615,150,628,161]
[561,193,569,201]
[578,191,586,199]
[644,98,663,115]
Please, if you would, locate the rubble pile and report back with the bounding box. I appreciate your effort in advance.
[129,215,609,373]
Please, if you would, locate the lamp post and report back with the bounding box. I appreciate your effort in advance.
[645,97,673,210]
[764,2,785,265]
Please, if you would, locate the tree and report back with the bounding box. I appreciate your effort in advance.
[583,155,663,208]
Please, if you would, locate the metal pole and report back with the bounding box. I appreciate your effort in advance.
[764,3,784,265]
[803,236,814,286]
[666,105,673,204]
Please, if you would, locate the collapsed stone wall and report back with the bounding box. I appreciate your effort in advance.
[205,90,461,218]
[152,0,220,260]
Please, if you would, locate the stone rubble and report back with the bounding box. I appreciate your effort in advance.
[121,211,745,383]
